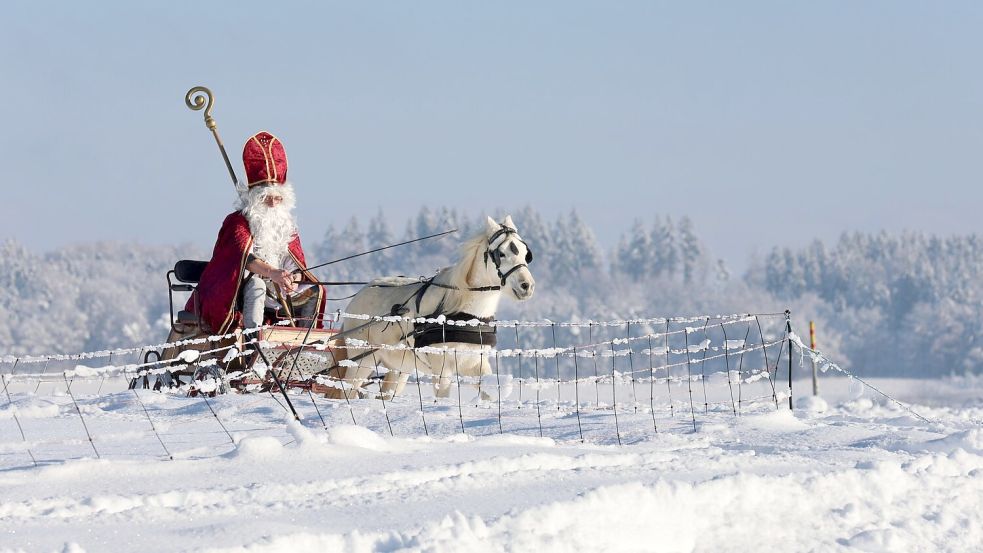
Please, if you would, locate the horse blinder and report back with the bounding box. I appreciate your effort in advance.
[486,224,532,284]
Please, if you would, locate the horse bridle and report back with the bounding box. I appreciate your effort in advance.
[484,224,534,286]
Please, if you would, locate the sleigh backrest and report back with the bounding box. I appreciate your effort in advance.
[174,260,208,284]
[167,260,209,333]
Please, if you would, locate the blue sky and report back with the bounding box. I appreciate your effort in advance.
[2,1,981,268]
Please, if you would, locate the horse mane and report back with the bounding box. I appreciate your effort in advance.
[440,231,491,314]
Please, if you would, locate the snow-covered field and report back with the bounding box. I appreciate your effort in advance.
[1,374,981,552]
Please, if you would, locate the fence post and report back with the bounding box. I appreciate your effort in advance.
[810,321,818,396]
[785,310,793,410]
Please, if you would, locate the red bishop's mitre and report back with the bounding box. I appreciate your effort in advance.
[242,131,288,187]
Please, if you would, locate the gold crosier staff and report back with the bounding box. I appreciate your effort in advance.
[184,86,242,192]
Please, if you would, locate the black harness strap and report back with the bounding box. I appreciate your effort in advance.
[430,281,501,293]
[414,278,436,315]
[497,262,527,285]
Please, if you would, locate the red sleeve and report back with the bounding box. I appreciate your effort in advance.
[187,212,254,334]
[288,233,307,267]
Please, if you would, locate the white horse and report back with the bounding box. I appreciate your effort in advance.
[336,215,535,399]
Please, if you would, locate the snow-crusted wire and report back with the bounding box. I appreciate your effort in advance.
[294,327,778,361]
[386,365,777,389]
[0,321,293,365]
[4,337,267,382]
[7,338,784,410]
[336,311,774,328]
[4,333,783,391]
[788,332,936,425]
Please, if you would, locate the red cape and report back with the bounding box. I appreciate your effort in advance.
[187,211,326,334]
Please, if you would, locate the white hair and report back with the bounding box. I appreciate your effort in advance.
[239,183,297,267]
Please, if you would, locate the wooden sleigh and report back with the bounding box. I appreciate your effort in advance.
[133,259,347,395]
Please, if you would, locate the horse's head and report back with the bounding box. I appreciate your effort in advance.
[483,215,535,301]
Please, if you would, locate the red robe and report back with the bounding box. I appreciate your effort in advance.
[187,211,326,334]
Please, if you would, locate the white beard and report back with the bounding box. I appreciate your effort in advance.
[240,186,297,268]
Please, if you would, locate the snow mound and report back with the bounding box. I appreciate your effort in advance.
[231,436,285,459]
[795,395,829,414]
[324,425,390,452]
[0,400,60,419]
[284,418,321,449]
[925,428,983,455]
[737,408,810,431]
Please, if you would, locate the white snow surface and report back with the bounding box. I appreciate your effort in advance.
[0,375,981,552]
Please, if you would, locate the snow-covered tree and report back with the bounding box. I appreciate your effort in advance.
[613,220,652,281]
[650,215,679,279]
[678,216,709,284]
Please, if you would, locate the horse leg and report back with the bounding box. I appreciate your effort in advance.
[426,352,454,398]
[381,371,410,399]
[477,355,494,401]
[329,341,348,368]
[459,352,494,402]
[435,376,453,398]
[444,348,492,402]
